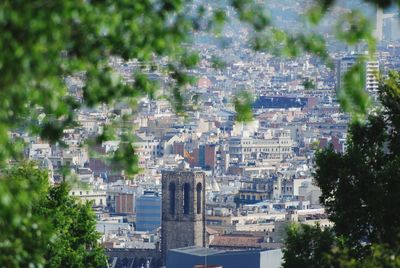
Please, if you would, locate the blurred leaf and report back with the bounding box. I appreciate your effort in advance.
[234,91,254,122]
[302,78,316,90]
[338,57,371,120]
[211,55,227,70]
[181,52,200,68]
[306,0,335,25]
[335,11,372,45]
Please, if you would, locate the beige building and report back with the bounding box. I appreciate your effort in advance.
[229,129,293,164]
[206,210,286,234]
[70,186,107,207]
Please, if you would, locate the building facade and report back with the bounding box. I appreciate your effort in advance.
[336,54,379,95]
[136,191,161,232]
[161,165,206,264]
[228,129,293,164]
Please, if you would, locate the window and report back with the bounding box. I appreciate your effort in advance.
[183,183,190,215]
[196,183,202,214]
[169,182,176,215]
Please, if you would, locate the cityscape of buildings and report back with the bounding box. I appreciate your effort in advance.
[10,1,400,268]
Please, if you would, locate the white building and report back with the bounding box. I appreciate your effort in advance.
[228,129,293,164]
[336,54,380,95]
[70,185,107,207]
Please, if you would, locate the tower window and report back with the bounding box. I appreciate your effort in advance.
[196,183,202,214]
[183,183,190,215]
[169,182,176,215]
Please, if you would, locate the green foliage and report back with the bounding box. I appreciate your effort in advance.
[283,73,400,267]
[234,92,254,122]
[231,0,270,32]
[332,243,400,268]
[0,0,396,172]
[211,9,228,34]
[283,224,336,268]
[39,183,106,268]
[316,71,400,258]
[0,163,106,268]
[338,57,371,120]
[306,0,335,25]
[0,0,196,172]
[112,140,140,176]
[251,29,330,65]
[335,11,374,47]
[310,140,320,150]
[211,55,227,70]
[302,78,316,90]
[283,225,400,268]
[0,163,51,267]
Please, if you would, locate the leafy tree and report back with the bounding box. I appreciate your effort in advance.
[0,163,106,268]
[283,72,400,267]
[234,92,254,122]
[0,0,200,172]
[0,163,51,267]
[316,71,400,252]
[282,224,336,268]
[0,0,399,173]
[39,183,106,268]
[1,1,399,266]
[337,244,400,268]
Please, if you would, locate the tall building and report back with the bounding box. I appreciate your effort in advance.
[336,55,357,93]
[384,15,400,41]
[115,192,135,214]
[336,54,379,95]
[365,60,379,93]
[374,8,384,42]
[136,191,161,232]
[382,5,400,42]
[161,162,206,264]
[189,144,217,171]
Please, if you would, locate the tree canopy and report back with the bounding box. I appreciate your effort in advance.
[0,164,106,268]
[316,71,400,251]
[1,1,400,267]
[1,0,399,174]
[282,71,400,267]
[283,224,336,268]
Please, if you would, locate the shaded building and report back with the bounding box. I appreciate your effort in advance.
[336,54,379,95]
[136,191,161,232]
[173,142,185,156]
[234,178,273,206]
[106,248,162,268]
[253,96,317,110]
[116,192,135,214]
[161,163,206,265]
[167,246,282,268]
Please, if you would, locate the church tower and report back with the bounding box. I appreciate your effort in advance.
[161,162,206,264]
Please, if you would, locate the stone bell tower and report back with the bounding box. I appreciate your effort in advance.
[161,162,206,264]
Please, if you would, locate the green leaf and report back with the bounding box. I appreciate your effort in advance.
[234,91,254,122]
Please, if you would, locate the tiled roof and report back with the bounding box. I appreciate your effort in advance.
[210,236,263,248]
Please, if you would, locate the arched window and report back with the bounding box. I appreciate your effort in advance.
[196,183,202,214]
[169,182,176,215]
[183,183,190,215]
